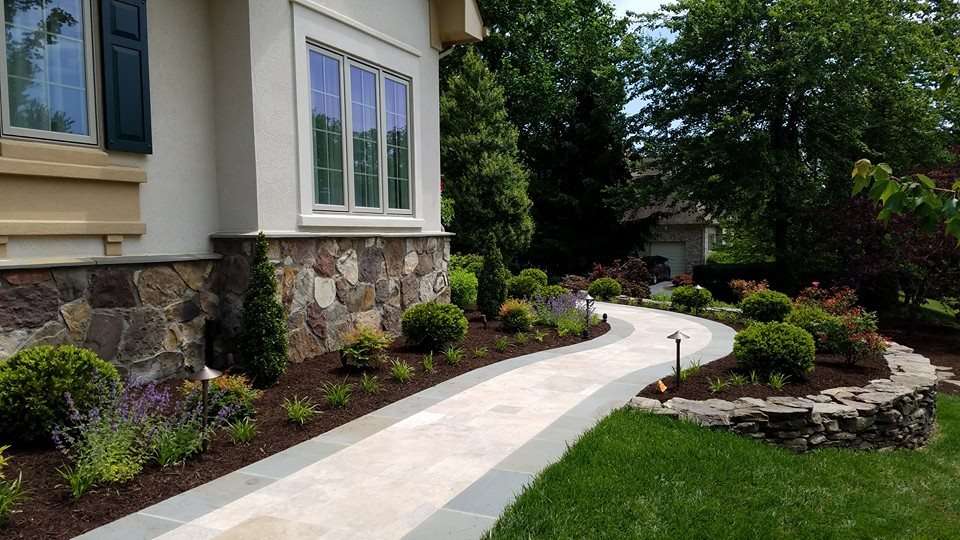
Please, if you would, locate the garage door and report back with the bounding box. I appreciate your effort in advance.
[649,242,686,277]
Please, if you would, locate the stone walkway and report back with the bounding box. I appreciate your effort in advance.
[79,304,734,540]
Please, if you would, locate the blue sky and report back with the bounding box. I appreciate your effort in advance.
[611,0,666,114]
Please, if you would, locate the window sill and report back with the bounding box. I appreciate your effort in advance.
[298,213,424,229]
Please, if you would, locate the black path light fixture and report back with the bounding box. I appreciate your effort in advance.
[582,292,596,339]
[667,330,690,388]
[186,364,223,448]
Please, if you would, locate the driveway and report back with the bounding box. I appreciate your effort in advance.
[80,304,734,540]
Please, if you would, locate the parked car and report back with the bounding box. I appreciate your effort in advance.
[642,256,671,284]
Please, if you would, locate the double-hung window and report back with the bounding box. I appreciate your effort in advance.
[308,44,413,215]
[0,0,97,145]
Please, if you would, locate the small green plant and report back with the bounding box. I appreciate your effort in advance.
[340,325,393,369]
[749,370,760,385]
[239,232,289,387]
[359,373,381,394]
[227,417,258,445]
[686,359,702,376]
[499,299,536,333]
[728,373,748,387]
[58,462,96,500]
[0,446,25,525]
[422,352,436,373]
[708,377,729,394]
[741,290,793,322]
[181,374,261,424]
[473,346,489,358]
[768,372,791,391]
[282,396,319,426]
[532,330,547,343]
[152,422,205,467]
[588,277,622,300]
[401,303,469,351]
[444,346,465,366]
[494,336,510,352]
[556,311,587,337]
[321,380,354,409]
[390,359,415,383]
[514,332,529,345]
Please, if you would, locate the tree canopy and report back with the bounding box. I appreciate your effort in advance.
[623,0,958,284]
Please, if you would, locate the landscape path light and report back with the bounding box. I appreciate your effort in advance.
[667,330,690,388]
[186,365,222,449]
[582,292,595,339]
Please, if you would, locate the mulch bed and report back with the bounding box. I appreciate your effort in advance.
[637,352,891,402]
[882,317,960,396]
[0,317,609,540]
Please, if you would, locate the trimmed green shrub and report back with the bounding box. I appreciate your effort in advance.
[734,322,816,379]
[339,325,393,369]
[240,232,288,387]
[538,284,568,300]
[785,305,845,353]
[518,268,548,288]
[588,277,622,300]
[477,235,509,318]
[741,290,793,322]
[401,302,469,350]
[671,285,713,313]
[508,274,541,299]
[0,345,119,443]
[499,299,535,333]
[450,268,479,310]
[450,253,484,275]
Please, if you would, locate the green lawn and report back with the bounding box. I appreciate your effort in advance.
[486,396,960,539]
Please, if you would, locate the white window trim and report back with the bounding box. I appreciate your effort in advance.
[297,35,419,227]
[0,0,99,146]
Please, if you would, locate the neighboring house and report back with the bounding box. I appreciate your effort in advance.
[0,0,484,379]
[627,203,719,278]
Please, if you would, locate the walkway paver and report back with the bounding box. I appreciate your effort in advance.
[78,304,734,540]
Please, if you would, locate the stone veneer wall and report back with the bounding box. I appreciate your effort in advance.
[0,235,451,381]
[0,260,218,380]
[211,236,450,365]
[629,342,936,452]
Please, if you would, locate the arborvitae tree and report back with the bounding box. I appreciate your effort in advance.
[441,47,533,260]
[477,233,509,319]
[240,233,288,387]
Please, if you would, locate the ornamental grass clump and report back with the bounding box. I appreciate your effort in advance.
[0,345,119,444]
[734,322,816,380]
[401,302,468,351]
[0,445,25,527]
[340,325,393,369]
[282,396,319,426]
[499,299,535,333]
[741,290,793,322]
[240,232,289,387]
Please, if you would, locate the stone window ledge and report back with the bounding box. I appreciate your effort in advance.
[212,231,453,239]
[298,213,425,230]
[0,252,221,271]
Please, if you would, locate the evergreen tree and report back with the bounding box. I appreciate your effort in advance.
[240,233,288,387]
[441,47,533,259]
[477,233,509,318]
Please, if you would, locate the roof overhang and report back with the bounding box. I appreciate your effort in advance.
[430,0,485,49]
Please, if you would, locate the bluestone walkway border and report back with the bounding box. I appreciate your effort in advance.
[77,304,734,540]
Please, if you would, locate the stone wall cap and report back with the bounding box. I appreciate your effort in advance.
[0,253,221,271]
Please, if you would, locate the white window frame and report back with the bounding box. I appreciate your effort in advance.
[304,42,416,218]
[0,0,99,145]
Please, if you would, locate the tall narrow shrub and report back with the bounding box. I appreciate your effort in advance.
[478,234,509,318]
[240,233,288,387]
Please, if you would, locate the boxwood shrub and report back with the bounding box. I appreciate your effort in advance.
[508,274,541,299]
[734,322,816,379]
[785,304,845,353]
[450,268,479,310]
[671,285,713,313]
[518,268,548,288]
[0,345,120,443]
[741,290,793,322]
[401,302,469,351]
[588,277,622,300]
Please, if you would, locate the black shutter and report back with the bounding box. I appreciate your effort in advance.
[100,0,152,154]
